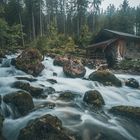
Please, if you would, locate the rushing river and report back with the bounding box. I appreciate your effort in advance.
[0,54,140,140]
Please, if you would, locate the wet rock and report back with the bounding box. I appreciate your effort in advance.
[11,58,16,66]
[15,48,44,76]
[0,114,5,140]
[45,87,55,95]
[18,114,73,140]
[13,81,30,91]
[12,81,44,98]
[0,114,4,131]
[0,95,1,104]
[58,91,81,102]
[0,58,2,63]
[53,72,57,76]
[89,70,122,87]
[63,60,86,78]
[83,90,105,108]
[3,91,34,116]
[35,102,56,110]
[47,79,57,84]
[125,78,139,88]
[16,76,37,82]
[29,86,44,98]
[109,106,140,123]
[53,56,68,66]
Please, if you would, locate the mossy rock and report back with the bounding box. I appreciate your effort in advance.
[13,81,30,91]
[63,60,86,78]
[53,56,68,66]
[89,70,122,87]
[83,90,105,108]
[18,114,73,140]
[15,48,44,76]
[109,106,140,123]
[12,81,44,98]
[3,91,34,116]
[58,91,81,101]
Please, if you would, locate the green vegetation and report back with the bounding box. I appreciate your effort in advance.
[0,0,140,56]
[116,59,140,73]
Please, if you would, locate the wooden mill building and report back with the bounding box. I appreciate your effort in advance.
[86,29,140,66]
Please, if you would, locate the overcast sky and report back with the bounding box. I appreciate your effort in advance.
[101,0,140,10]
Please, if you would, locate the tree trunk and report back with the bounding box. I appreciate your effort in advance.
[32,10,36,39]
[39,0,43,36]
[19,13,25,47]
[63,0,66,36]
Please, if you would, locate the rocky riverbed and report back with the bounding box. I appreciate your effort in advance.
[0,50,140,140]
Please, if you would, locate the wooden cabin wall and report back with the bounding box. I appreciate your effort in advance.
[116,39,126,59]
[125,41,140,59]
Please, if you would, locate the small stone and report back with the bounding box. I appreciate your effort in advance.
[58,91,81,101]
[45,87,55,95]
[47,79,57,84]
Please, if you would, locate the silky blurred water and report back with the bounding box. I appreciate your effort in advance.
[0,55,140,140]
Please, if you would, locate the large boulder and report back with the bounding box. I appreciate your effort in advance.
[63,60,86,78]
[53,56,68,66]
[15,48,44,76]
[89,70,122,87]
[83,90,105,108]
[3,91,34,117]
[18,114,73,140]
[109,106,140,123]
[125,78,139,89]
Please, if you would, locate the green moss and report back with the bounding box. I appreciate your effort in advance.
[89,70,122,87]
[109,106,140,123]
[83,90,105,108]
[58,91,81,101]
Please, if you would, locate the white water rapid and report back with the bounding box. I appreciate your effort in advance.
[0,54,140,140]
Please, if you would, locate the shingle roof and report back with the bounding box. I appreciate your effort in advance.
[86,38,117,49]
[104,29,140,40]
